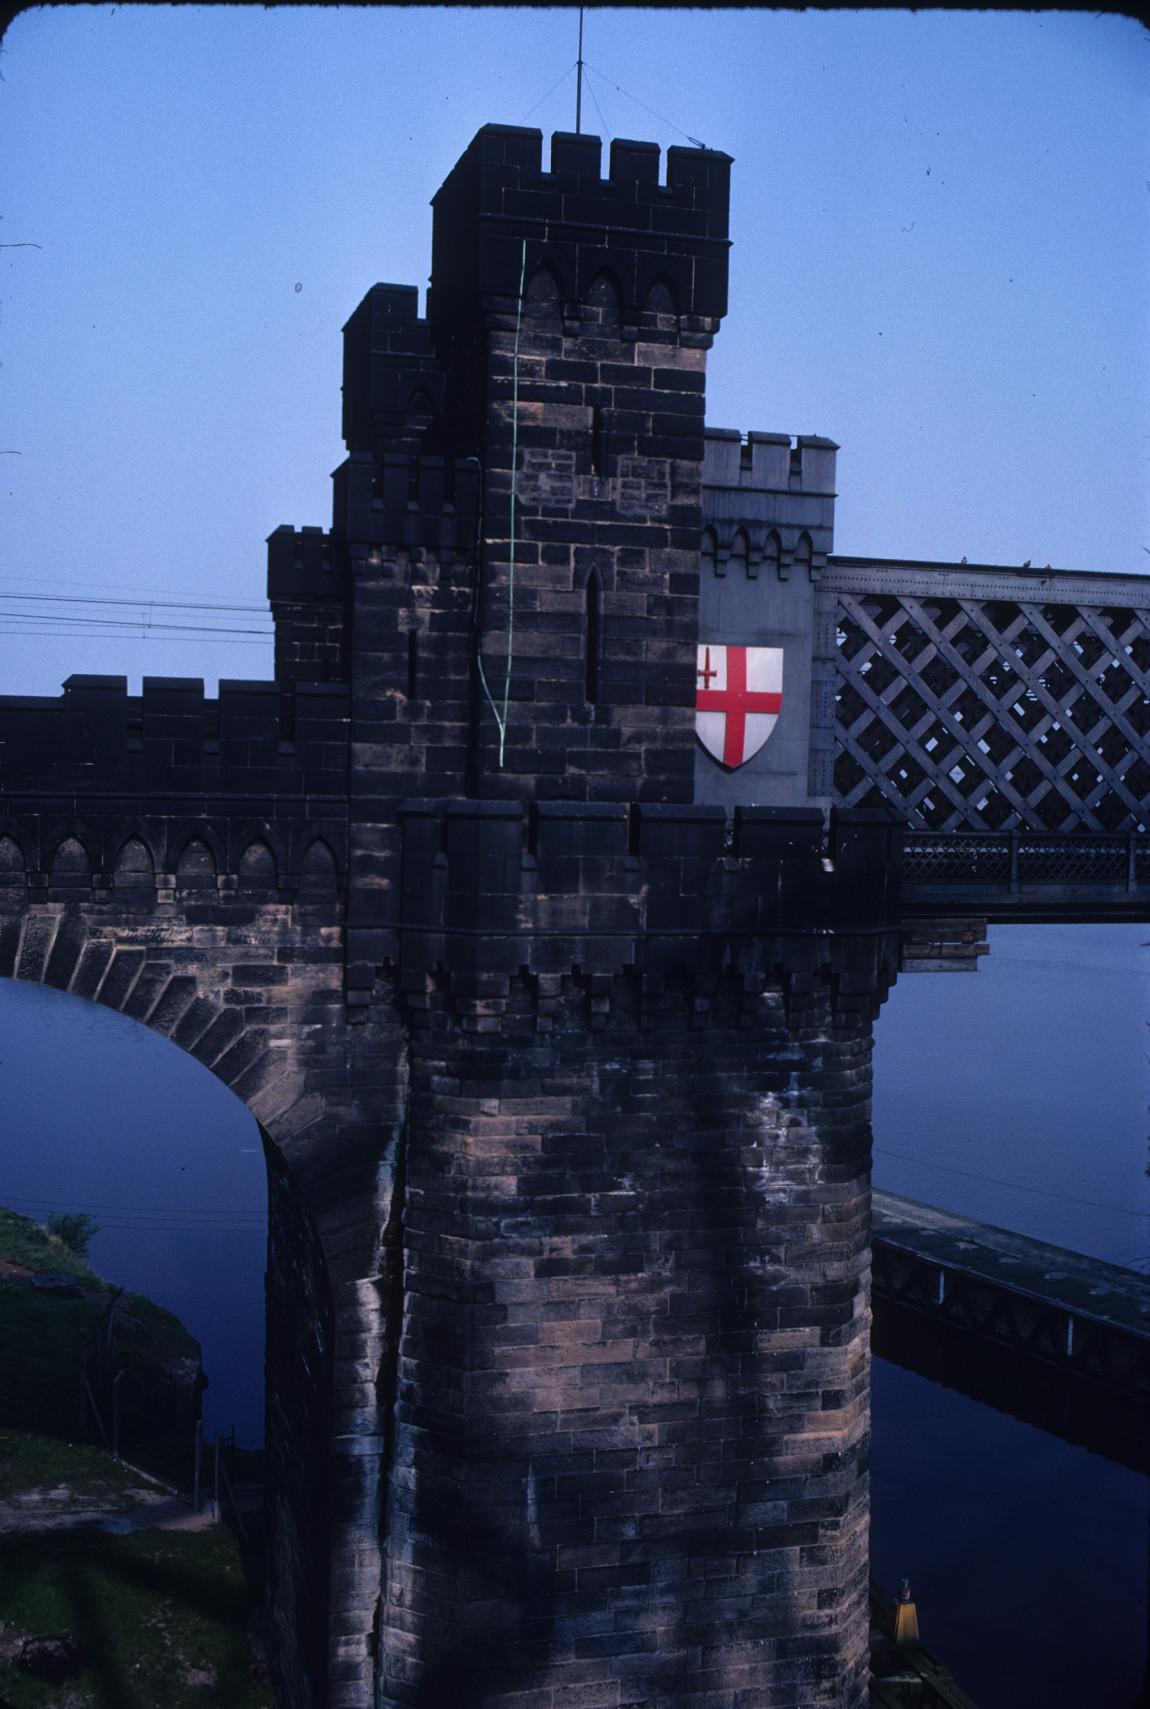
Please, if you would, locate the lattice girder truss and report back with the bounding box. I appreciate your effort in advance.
[823,572,1150,832]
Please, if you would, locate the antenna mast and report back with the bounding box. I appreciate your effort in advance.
[575,7,585,135]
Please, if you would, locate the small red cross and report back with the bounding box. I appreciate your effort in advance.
[697,646,719,691]
[697,646,782,767]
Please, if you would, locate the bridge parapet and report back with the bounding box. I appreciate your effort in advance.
[0,674,350,794]
[817,556,1150,835]
[396,798,902,1018]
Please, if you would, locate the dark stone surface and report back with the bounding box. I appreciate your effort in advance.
[0,124,897,1709]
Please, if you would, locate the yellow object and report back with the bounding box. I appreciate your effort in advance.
[894,1578,920,1645]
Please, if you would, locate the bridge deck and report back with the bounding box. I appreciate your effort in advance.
[871,1190,1150,1398]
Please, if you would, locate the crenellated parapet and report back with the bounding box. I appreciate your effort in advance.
[395,799,901,1022]
[702,427,837,577]
[694,430,838,812]
[0,672,350,794]
[429,124,731,344]
[341,283,445,457]
[330,450,480,549]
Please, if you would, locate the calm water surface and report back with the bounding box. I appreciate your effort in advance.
[1,921,1147,1703]
[872,922,1149,1709]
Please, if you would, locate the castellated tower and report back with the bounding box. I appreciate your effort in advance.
[262,125,889,1709]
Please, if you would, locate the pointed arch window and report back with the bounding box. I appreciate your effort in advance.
[587,272,621,331]
[701,529,717,579]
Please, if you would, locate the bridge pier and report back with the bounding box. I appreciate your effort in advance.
[373,977,882,1706]
[5,113,1146,1708]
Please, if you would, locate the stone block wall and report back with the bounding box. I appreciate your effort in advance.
[381,973,874,1709]
[373,800,898,1708]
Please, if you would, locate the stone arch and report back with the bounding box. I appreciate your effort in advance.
[701,527,717,577]
[643,273,679,317]
[114,835,154,890]
[795,531,814,578]
[176,837,217,889]
[0,835,25,886]
[524,262,562,319]
[586,269,622,330]
[300,837,338,894]
[0,914,343,1702]
[730,530,749,578]
[765,530,782,580]
[49,835,92,893]
[238,838,278,893]
[172,821,226,874]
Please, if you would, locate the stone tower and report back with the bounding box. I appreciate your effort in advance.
[0,123,896,1709]
[266,125,891,1709]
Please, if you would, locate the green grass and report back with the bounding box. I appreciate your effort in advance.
[0,1208,202,1481]
[0,1207,99,1280]
[0,1524,272,1709]
[0,1427,158,1503]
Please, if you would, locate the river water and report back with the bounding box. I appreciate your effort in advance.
[1,921,1147,1704]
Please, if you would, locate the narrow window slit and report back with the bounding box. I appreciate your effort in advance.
[407,631,420,699]
[585,572,603,705]
[590,408,605,476]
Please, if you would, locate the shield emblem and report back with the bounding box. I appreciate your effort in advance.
[696,644,783,769]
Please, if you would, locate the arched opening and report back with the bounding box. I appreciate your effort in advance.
[1,976,266,1451]
[700,528,717,578]
[794,531,813,578]
[0,946,341,1704]
[524,263,562,320]
[644,274,678,319]
[586,270,621,331]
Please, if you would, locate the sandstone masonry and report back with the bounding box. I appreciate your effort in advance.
[0,125,901,1709]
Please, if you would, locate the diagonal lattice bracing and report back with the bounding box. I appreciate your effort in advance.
[831,580,1150,832]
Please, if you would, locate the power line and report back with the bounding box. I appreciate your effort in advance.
[5,1194,262,1217]
[0,631,270,646]
[0,593,270,614]
[4,616,271,637]
[874,1147,1150,1220]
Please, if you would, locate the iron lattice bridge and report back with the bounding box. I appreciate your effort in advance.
[816,558,1150,917]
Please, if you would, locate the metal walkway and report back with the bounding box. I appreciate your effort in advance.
[871,1190,1150,1400]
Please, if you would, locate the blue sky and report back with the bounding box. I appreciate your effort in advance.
[2,7,1147,693]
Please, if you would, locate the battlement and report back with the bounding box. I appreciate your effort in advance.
[438,124,732,215]
[267,526,346,603]
[397,799,900,994]
[341,283,445,455]
[429,124,731,335]
[704,428,838,495]
[330,451,480,549]
[0,673,350,794]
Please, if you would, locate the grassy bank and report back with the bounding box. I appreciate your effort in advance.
[0,1522,272,1708]
[0,1208,202,1482]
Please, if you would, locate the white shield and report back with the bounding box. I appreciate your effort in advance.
[696,644,783,769]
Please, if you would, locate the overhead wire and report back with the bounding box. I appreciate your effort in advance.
[0,593,270,613]
[873,1147,1150,1220]
[520,61,578,125]
[582,62,709,150]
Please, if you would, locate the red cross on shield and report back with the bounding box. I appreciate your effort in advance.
[696,644,783,769]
